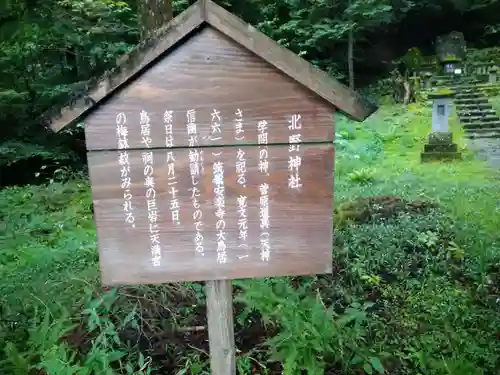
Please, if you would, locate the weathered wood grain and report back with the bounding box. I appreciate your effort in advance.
[87,144,334,285]
[206,279,236,375]
[84,27,335,151]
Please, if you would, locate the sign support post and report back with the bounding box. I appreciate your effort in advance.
[206,279,236,375]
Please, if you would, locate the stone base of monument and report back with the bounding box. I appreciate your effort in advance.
[420,132,461,162]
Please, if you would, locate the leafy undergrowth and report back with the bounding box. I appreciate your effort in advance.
[1,102,500,375]
[488,93,500,114]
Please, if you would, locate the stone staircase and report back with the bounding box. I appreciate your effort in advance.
[445,82,500,167]
[424,74,500,167]
[451,87,500,139]
[431,74,481,87]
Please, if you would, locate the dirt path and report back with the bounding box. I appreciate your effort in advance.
[467,138,500,168]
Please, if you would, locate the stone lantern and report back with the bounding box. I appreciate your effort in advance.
[421,90,461,162]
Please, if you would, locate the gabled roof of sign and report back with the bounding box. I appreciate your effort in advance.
[42,0,378,132]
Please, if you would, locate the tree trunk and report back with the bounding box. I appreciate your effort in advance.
[139,0,173,41]
[347,28,355,90]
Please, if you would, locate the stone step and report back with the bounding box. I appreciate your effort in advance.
[457,109,497,117]
[434,75,478,80]
[455,96,486,101]
[437,78,480,82]
[421,151,462,162]
[465,126,500,133]
[434,84,474,89]
[454,90,481,95]
[479,86,500,94]
[464,130,500,139]
[449,82,485,89]
[463,121,500,130]
[455,92,484,99]
[457,105,495,111]
[460,115,500,123]
[455,87,484,91]
[438,84,478,89]
[454,98,489,104]
[473,83,500,89]
[455,103,493,110]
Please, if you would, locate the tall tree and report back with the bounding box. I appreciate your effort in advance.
[342,0,393,89]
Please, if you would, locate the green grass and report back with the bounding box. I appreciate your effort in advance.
[1,99,500,375]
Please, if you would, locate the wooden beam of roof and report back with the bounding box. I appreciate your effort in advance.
[42,0,377,132]
[204,0,377,122]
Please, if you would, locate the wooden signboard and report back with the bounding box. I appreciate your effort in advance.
[87,27,335,285]
[42,1,376,373]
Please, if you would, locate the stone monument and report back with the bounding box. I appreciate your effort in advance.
[488,66,498,83]
[421,90,461,162]
[423,72,433,89]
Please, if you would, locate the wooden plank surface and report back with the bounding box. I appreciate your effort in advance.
[87,143,334,285]
[84,27,335,150]
[206,279,236,375]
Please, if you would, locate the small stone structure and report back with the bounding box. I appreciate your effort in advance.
[421,90,461,162]
[423,72,433,89]
[476,64,487,75]
[488,66,498,83]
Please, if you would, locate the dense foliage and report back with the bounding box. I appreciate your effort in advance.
[2,0,500,185]
[1,1,500,374]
